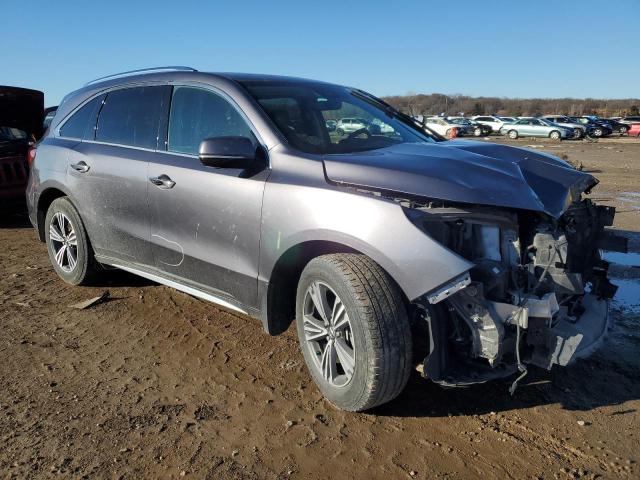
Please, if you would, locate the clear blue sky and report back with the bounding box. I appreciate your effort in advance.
[2,0,638,105]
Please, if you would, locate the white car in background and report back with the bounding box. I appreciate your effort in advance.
[423,116,460,138]
[336,117,369,135]
[470,115,507,132]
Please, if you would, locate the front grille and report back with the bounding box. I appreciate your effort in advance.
[0,156,28,187]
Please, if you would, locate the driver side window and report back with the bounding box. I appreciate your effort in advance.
[168,87,255,155]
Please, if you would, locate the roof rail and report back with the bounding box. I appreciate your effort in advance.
[84,66,198,86]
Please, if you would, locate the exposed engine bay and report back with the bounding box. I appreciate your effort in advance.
[404,197,627,391]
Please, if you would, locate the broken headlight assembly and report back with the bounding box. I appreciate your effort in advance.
[403,199,627,392]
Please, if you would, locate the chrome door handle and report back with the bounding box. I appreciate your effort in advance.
[149,174,176,189]
[70,161,90,173]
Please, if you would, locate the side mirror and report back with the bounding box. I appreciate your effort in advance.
[198,136,257,169]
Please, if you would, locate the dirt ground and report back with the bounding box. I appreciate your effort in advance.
[1,137,639,479]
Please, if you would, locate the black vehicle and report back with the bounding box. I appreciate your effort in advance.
[569,117,613,138]
[0,86,44,213]
[587,116,629,135]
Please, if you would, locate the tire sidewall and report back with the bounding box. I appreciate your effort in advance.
[295,262,371,409]
[508,130,518,139]
[44,197,90,285]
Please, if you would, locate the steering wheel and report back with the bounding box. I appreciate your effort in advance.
[346,127,371,140]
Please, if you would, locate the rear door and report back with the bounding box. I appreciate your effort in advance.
[66,85,169,267]
[147,85,268,310]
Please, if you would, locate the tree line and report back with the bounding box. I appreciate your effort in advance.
[382,93,640,118]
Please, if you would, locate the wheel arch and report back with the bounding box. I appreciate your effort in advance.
[262,239,409,336]
[36,187,70,242]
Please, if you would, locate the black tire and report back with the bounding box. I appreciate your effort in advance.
[473,127,482,137]
[507,129,518,139]
[549,130,561,140]
[295,253,412,411]
[45,197,101,285]
[619,126,628,135]
[593,127,603,137]
[336,128,344,135]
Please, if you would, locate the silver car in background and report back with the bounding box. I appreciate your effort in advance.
[500,117,573,139]
[542,115,586,138]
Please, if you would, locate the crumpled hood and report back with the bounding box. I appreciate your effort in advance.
[322,140,597,218]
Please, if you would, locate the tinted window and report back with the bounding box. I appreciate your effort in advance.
[96,86,164,149]
[167,87,255,155]
[59,96,102,139]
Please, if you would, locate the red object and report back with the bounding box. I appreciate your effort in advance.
[449,127,458,139]
[629,123,640,137]
[27,146,37,167]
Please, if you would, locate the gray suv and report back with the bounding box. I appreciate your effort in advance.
[27,67,623,411]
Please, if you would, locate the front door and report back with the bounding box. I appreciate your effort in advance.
[147,85,268,310]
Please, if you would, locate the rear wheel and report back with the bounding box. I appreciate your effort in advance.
[336,128,344,135]
[473,127,482,137]
[45,197,100,285]
[295,254,412,411]
[619,126,628,135]
[593,127,603,137]
[508,129,518,139]
[549,130,561,140]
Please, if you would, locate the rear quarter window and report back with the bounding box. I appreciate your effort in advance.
[59,96,103,139]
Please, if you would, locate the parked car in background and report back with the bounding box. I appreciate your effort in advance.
[325,119,337,132]
[1,86,44,213]
[499,116,517,123]
[499,117,572,139]
[27,67,621,411]
[581,116,629,135]
[470,115,507,133]
[602,118,630,135]
[336,117,369,135]
[541,115,586,138]
[628,123,640,137]
[619,115,640,124]
[423,116,460,138]
[369,118,395,135]
[447,117,491,137]
[569,117,612,137]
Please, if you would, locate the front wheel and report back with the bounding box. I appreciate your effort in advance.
[619,126,628,135]
[507,129,518,139]
[45,197,101,285]
[549,130,561,140]
[336,128,344,135]
[593,127,603,137]
[295,254,412,411]
[473,127,482,137]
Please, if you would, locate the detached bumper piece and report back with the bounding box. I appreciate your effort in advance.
[527,294,610,369]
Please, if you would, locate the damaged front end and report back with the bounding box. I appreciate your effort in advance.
[405,197,626,390]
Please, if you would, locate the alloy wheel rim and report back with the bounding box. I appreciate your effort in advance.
[49,212,78,273]
[302,281,356,388]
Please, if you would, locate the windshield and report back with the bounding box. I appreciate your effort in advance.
[0,126,28,142]
[240,80,438,154]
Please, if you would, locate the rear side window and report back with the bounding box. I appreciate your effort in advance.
[59,96,103,139]
[96,86,165,149]
[167,86,255,155]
